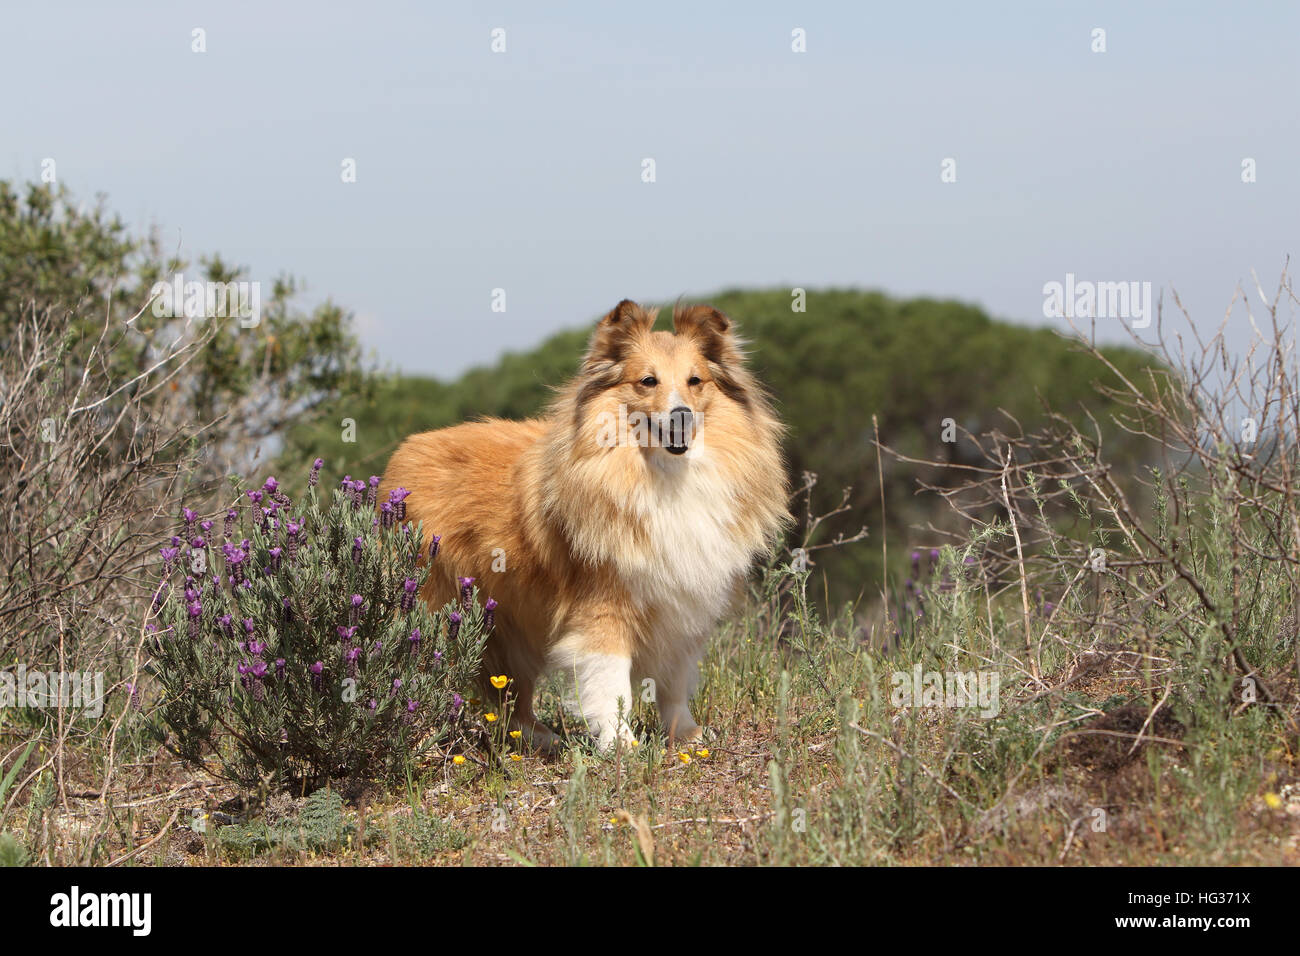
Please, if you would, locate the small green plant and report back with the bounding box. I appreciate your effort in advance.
[0,832,28,867]
[149,461,488,792]
[386,808,469,861]
[218,788,353,857]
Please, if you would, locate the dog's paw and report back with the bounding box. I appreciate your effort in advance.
[668,723,704,744]
[510,719,561,755]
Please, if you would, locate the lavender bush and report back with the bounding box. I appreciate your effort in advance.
[148,462,488,792]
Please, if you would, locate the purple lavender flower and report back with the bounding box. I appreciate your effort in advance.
[380,501,394,529]
[310,660,324,690]
[264,477,279,494]
[219,614,233,637]
[368,698,377,711]
[428,535,441,562]
[390,486,410,522]
[484,597,498,631]
[309,457,324,487]
[337,625,357,644]
[447,610,462,640]
[224,509,237,541]
[458,576,475,611]
[247,489,264,505]
[282,596,293,621]
[400,578,418,613]
[451,692,463,716]
[352,536,363,564]
[367,475,380,508]
[182,507,197,528]
[409,627,421,653]
[391,678,402,693]
[275,658,286,679]
[159,546,179,573]
[406,699,418,714]
[227,549,247,585]
[200,520,214,534]
[243,618,255,635]
[269,546,282,571]
[248,640,266,657]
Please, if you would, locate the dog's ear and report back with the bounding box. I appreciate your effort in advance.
[675,303,755,405]
[673,304,739,364]
[576,300,657,408]
[584,299,657,366]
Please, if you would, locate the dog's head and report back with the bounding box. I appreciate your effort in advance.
[574,299,765,457]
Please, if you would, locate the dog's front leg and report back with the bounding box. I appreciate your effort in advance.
[550,635,635,750]
[655,650,704,744]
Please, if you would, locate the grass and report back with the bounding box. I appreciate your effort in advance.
[3,551,1297,867]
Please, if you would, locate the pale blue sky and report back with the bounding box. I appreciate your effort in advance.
[4,1,1297,376]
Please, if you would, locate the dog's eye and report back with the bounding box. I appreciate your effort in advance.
[688,376,702,386]
[640,376,658,387]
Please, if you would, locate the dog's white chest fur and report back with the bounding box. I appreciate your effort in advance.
[620,446,752,640]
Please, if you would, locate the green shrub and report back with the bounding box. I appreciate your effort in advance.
[149,462,488,791]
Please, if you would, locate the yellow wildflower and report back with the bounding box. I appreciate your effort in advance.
[490,675,509,689]
[452,755,466,765]
[1264,792,1283,810]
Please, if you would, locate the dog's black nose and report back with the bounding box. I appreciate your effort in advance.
[665,406,694,453]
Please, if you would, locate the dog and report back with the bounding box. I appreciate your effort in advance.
[379,300,788,749]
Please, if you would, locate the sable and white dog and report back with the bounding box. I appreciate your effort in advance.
[380,300,788,749]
